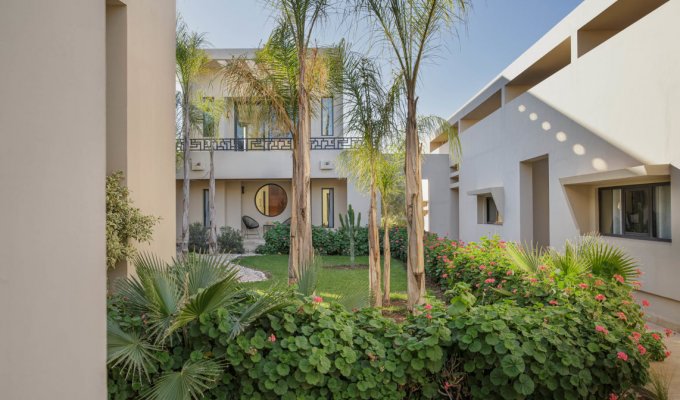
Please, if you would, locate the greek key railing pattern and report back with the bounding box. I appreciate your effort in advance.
[176,137,363,151]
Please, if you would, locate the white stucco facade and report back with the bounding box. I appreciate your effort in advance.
[426,0,680,328]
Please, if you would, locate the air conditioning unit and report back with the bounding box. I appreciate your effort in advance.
[191,160,204,171]
[319,160,335,171]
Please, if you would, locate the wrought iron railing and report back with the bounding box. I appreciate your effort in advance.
[176,137,363,151]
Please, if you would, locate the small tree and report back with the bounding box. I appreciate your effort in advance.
[106,172,158,269]
[194,95,228,254]
[339,205,361,267]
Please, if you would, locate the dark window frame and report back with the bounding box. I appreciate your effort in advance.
[598,182,671,242]
[203,189,209,227]
[321,187,334,228]
[484,196,501,225]
[320,97,333,137]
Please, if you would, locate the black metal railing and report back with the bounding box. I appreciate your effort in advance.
[176,137,363,152]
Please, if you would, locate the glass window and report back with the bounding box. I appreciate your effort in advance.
[234,103,269,150]
[322,188,334,228]
[485,196,500,224]
[203,189,209,227]
[599,183,671,240]
[202,97,215,138]
[321,97,333,136]
[255,184,287,217]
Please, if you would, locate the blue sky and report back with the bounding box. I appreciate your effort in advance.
[178,0,582,118]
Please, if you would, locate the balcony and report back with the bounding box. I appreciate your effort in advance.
[177,137,363,152]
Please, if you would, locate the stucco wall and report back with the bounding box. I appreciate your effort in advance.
[450,0,680,322]
[0,0,107,398]
[423,154,454,238]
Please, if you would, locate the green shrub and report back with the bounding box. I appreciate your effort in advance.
[218,226,245,253]
[258,223,383,257]
[106,171,158,269]
[189,222,209,253]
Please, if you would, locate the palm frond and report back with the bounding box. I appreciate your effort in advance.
[550,240,589,280]
[297,257,322,297]
[107,319,158,381]
[505,242,542,275]
[577,234,638,282]
[418,114,460,161]
[141,359,222,400]
[229,286,291,339]
[179,253,233,296]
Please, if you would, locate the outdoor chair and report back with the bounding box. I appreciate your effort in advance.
[242,215,260,238]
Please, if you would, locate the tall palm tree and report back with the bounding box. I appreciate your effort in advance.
[355,0,468,311]
[337,52,401,307]
[221,22,335,283]
[176,17,209,256]
[269,0,334,284]
[194,96,228,254]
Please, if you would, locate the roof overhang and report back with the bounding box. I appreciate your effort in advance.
[560,164,670,186]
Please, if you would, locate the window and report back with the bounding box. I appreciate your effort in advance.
[485,196,501,225]
[203,189,209,227]
[321,188,334,228]
[599,183,671,241]
[202,97,215,138]
[321,97,333,136]
[254,184,287,217]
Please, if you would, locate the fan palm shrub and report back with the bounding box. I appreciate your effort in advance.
[107,253,289,399]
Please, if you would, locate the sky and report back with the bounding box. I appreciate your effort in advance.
[177,0,583,118]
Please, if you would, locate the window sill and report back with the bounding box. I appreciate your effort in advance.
[600,234,671,243]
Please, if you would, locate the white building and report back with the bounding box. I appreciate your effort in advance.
[426,0,680,328]
[176,49,370,246]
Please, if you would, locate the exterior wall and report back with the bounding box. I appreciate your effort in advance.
[423,154,454,238]
[108,0,176,278]
[311,179,349,227]
[429,0,680,326]
[0,1,107,398]
[242,180,293,228]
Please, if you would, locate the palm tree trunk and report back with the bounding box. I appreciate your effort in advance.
[382,207,391,305]
[288,135,299,284]
[289,51,313,284]
[368,168,382,307]
[405,86,425,312]
[208,147,217,254]
[181,96,191,256]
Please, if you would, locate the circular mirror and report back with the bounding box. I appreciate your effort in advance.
[254,184,287,217]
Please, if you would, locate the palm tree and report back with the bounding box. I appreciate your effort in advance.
[337,53,401,307]
[176,17,209,256]
[221,21,336,284]
[194,95,228,254]
[107,253,288,399]
[355,0,468,311]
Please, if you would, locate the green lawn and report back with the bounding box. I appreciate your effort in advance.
[235,255,408,305]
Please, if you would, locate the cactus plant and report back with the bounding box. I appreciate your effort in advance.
[339,205,361,266]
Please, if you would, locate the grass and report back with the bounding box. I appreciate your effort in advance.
[235,255,408,306]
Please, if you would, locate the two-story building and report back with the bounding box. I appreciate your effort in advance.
[427,0,680,328]
[176,49,371,247]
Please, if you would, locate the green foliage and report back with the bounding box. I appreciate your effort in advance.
[188,223,209,253]
[106,171,158,269]
[217,226,245,254]
[258,222,383,257]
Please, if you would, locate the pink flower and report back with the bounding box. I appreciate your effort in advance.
[665,328,674,337]
[487,271,493,276]
[441,273,448,279]
[529,278,538,283]
[613,274,625,283]
[424,304,433,310]
[426,313,432,320]
[594,279,604,286]
[637,345,647,355]
[578,283,588,289]
[479,265,486,270]
[443,381,452,390]
[538,265,547,272]
[642,299,650,307]
[548,300,558,306]
[595,294,606,302]
[616,312,627,321]
[665,351,671,358]
[617,352,628,361]
[268,334,276,343]
[484,278,496,284]
[313,296,323,303]
[609,394,619,400]
[631,332,642,342]
[506,270,514,276]
[595,325,609,335]
[652,333,661,341]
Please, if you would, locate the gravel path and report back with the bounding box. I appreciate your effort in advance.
[218,253,268,283]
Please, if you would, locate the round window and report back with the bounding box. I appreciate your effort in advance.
[254,184,287,217]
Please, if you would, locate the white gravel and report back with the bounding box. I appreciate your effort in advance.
[220,253,268,283]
